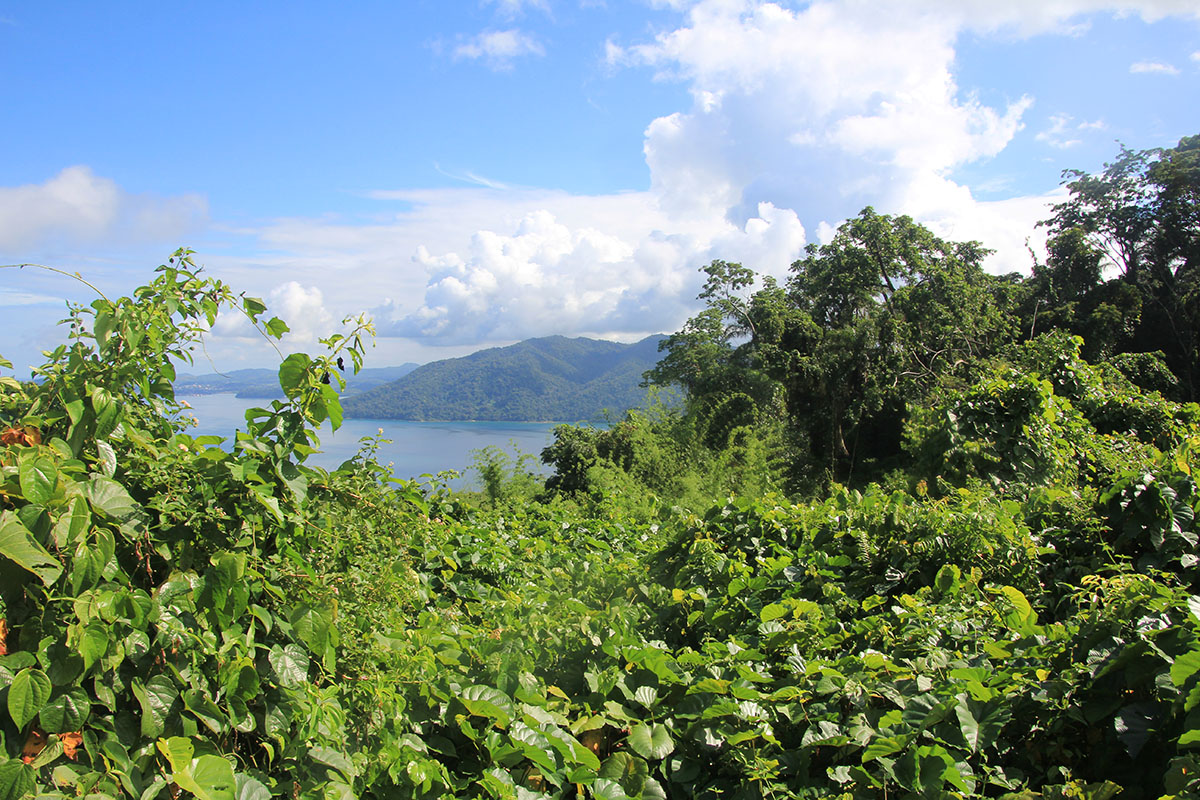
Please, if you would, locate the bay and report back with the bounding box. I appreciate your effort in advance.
[175,393,560,488]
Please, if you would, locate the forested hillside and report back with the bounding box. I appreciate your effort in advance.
[0,135,1198,800]
[175,365,419,399]
[341,335,667,422]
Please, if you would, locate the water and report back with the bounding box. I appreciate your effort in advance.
[175,393,562,487]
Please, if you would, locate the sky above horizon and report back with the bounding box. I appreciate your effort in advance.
[2,1,1199,373]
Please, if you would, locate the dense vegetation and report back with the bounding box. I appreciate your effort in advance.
[340,335,667,422]
[0,135,1197,800]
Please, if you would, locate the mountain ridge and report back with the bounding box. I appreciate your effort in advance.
[341,334,667,422]
[175,364,420,398]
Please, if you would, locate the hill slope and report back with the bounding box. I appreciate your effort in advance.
[176,364,419,398]
[341,335,666,421]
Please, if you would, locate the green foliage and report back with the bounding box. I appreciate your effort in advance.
[341,335,667,422]
[470,443,541,507]
[4,137,1200,800]
[1038,134,1200,401]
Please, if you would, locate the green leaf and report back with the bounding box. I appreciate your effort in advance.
[934,564,961,594]
[51,497,91,549]
[264,317,290,339]
[159,737,235,800]
[627,722,675,760]
[0,760,36,800]
[0,510,63,586]
[598,752,649,795]
[242,296,268,317]
[459,685,514,727]
[309,746,357,780]
[78,621,109,670]
[268,644,309,688]
[760,603,788,622]
[235,773,272,800]
[7,668,51,729]
[801,720,848,747]
[82,475,141,521]
[95,440,117,477]
[508,722,559,779]
[278,461,308,502]
[30,737,63,769]
[134,675,178,738]
[278,353,311,399]
[183,689,226,735]
[591,778,632,800]
[634,685,659,709]
[39,688,90,733]
[321,383,343,431]
[19,453,58,505]
[1172,649,1200,689]
[290,603,334,658]
[90,386,120,439]
[990,586,1037,632]
[186,755,237,800]
[863,735,909,763]
[1114,703,1156,759]
[955,698,980,752]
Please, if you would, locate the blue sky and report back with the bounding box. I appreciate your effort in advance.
[2,1,1198,372]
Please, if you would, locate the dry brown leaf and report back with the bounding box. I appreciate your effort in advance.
[21,728,47,764]
[60,732,83,760]
[0,425,41,446]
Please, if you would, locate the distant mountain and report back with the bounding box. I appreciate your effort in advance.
[176,364,420,399]
[341,335,667,422]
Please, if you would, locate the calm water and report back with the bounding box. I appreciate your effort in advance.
[176,393,561,488]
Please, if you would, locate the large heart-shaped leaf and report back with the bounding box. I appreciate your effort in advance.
[7,668,51,729]
[0,511,62,586]
[18,454,57,505]
[628,721,675,760]
[38,688,90,733]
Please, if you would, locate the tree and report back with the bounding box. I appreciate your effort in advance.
[1038,134,1200,400]
[645,209,1019,489]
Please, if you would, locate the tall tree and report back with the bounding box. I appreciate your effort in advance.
[648,209,1019,488]
[1039,134,1200,399]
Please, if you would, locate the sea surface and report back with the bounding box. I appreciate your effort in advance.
[175,393,562,488]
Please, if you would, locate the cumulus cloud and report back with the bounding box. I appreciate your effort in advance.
[615,0,1038,262]
[365,200,805,345]
[0,166,206,252]
[1130,60,1180,74]
[209,280,336,351]
[228,0,1197,353]
[453,29,544,69]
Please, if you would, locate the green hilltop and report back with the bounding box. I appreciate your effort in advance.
[340,334,668,422]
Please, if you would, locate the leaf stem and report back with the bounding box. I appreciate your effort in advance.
[0,263,111,303]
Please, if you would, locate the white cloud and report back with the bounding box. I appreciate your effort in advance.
[202,0,1200,359]
[453,29,544,69]
[209,280,335,353]
[1037,114,1081,149]
[619,0,1037,255]
[1192,50,1200,62]
[894,0,1200,35]
[484,0,551,17]
[1130,60,1180,74]
[1036,113,1105,148]
[0,288,64,307]
[0,166,206,252]
[364,198,805,345]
